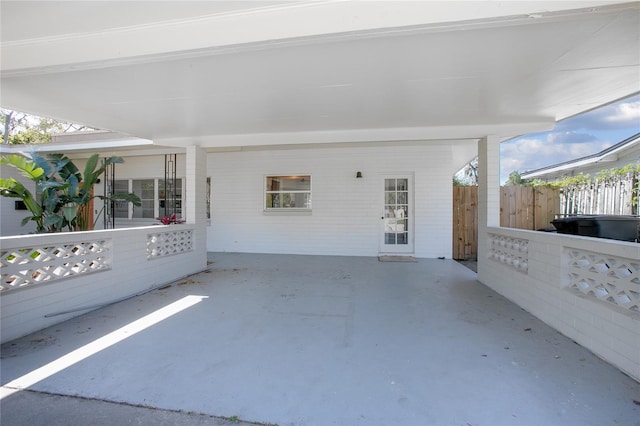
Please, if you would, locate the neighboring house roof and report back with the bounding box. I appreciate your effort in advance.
[0,131,162,156]
[520,132,640,180]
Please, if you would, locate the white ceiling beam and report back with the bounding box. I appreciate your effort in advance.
[154,120,555,148]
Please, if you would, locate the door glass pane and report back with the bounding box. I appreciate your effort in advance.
[384,178,409,245]
[385,179,396,191]
[397,233,407,244]
[396,205,408,218]
[385,192,396,204]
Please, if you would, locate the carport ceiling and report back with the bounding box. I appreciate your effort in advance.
[1,1,639,147]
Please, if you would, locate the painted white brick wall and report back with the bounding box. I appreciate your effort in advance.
[0,225,206,343]
[186,146,208,265]
[478,227,640,381]
[206,143,457,258]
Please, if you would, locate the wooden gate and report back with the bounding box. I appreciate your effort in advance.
[453,186,478,260]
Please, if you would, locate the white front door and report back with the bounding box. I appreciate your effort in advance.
[381,176,414,254]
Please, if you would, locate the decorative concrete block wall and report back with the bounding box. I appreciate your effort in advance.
[0,225,206,343]
[479,228,640,382]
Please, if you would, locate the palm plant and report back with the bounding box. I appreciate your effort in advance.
[0,152,141,233]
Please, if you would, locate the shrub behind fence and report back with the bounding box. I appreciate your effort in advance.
[559,172,638,216]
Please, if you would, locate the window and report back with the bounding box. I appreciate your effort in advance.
[112,178,184,221]
[265,175,311,210]
[132,179,155,218]
[113,180,130,218]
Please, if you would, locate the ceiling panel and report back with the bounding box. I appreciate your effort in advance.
[1,2,638,145]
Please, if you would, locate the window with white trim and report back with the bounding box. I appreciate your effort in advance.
[265,175,311,210]
[113,178,183,220]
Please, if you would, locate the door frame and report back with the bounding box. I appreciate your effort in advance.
[379,173,415,255]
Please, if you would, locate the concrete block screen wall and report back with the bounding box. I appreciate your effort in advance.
[205,142,460,258]
[0,225,206,343]
[479,227,640,382]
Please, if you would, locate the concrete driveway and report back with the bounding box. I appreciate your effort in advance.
[2,253,639,426]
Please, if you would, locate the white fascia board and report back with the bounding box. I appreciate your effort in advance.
[522,158,597,179]
[1,1,626,75]
[155,120,554,149]
[0,138,155,154]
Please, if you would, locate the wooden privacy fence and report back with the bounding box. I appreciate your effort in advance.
[500,185,560,230]
[452,185,560,260]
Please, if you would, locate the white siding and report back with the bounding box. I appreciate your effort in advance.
[100,154,186,179]
[207,143,456,258]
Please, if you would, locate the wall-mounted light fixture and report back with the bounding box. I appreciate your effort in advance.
[356,171,363,178]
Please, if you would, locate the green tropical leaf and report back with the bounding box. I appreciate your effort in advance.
[38,180,68,191]
[0,177,21,198]
[44,214,63,228]
[109,192,142,206]
[42,191,61,213]
[0,177,43,218]
[2,151,135,232]
[62,205,78,223]
[49,153,80,181]
[103,156,124,166]
[0,154,45,181]
[83,154,100,182]
[67,174,80,198]
[30,152,53,176]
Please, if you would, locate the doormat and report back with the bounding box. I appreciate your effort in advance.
[378,256,417,262]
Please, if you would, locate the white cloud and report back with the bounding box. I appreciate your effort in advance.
[500,94,640,183]
[609,100,640,125]
[558,95,640,132]
[500,133,611,182]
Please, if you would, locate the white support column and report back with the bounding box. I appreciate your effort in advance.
[185,145,207,224]
[185,145,207,266]
[477,135,500,280]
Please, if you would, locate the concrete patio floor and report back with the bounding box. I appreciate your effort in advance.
[1,253,639,426]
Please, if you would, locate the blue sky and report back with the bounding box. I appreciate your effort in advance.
[500,93,640,183]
